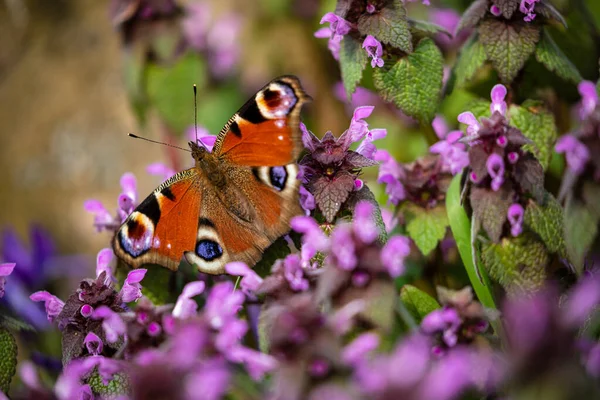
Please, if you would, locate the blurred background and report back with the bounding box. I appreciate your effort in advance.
[1,0,600,321]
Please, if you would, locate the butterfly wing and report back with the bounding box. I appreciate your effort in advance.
[212,75,310,166]
[113,169,202,270]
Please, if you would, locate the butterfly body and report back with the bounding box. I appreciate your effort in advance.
[113,76,309,274]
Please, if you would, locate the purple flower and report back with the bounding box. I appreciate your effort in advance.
[172,280,206,319]
[204,282,244,330]
[356,128,387,160]
[362,35,384,68]
[319,12,352,38]
[83,199,116,232]
[348,106,374,142]
[181,2,211,50]
[380,235,411,277]
[119,268,147,303]
[228,346,278,380]
[282,254,310,291]
[147,321,162,337]
[117,172,137,219]
[225,262,263,295]
[490,4,502,16]
[342,332,379,366]
[29,291,64,322]
[457,112,481,137]
[374,150,406,205]
[507,203,524,237]
[95,248,116,285]
[84,332,103,356]
[54,357,100,400]
[185,125,217,151]
[520,0,540,22]
[366,3,376,13]
[330,224,358,270]
[206,14,242,77]
[578,80,598,120]
[563,274,600,326]
[184,359,231,400]
[353,201,379,244]
[291,216,330,261]
[315,27,342,60]
[299,185,316,214]
[430,116,469,175]
[0,262,15,298]
[421,308,462,347]
[490,84,507,116]
[92,305,127,343]
[555,135,590,175]
[80,304,94,318]
[486,153,505,191]
[146,162,177,182]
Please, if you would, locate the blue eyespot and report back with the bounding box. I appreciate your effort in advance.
[196,240,223,261]
[269,166,287,191]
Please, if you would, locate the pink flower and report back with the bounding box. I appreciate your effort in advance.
[225,262,263,296]
[507,203,525,237]
[30,291,64,322]
[92,306,126,343]
[84,332,103,356]
[520,0,540,22]
[173,281,206,319]
[380,235,411,277]
[486,154,505,191]
[490,84,508,116]
[555,135,590,175]
[490,5,502,16]
[457,112,481,137]
[95,248,116,285]
[119,268,147,303]
[0,263,15,299]
[578,80,598,120]
[362,35,384,68]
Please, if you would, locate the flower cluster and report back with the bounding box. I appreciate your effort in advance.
[489,0,540,21]
[84,173,138,232]
[299,106,385,222]
[458,84,545,242]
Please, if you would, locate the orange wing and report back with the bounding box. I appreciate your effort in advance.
[113,169,201,271]
[212,76,310,166]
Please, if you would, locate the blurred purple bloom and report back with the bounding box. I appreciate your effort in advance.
[520,0,540,22]
[374,150,406,205]
[172,280,206,319]
[556,135,590,175]
[228,346,278,380]
[146,162,177,182]
[507,151,519,164]
[92,305,127,343]
[333,83,382,111]
[366,3,376,13]
[0,262,15,298]
[315,27,342,60]
[291,216,330,261]
[486,153,505,191]
[29,291,64,322]
[54,356,100,400]
[357,128,387,160]
[320,12,352,37]
[362,35,384,68]
[83,199,116,232]
[563,274,600,326]
[184,359,231,400]
[430,116,469,175]
[578,80,598,120]
[421,308,462,347]
[96,248,116,285]
[118,172,137,219]
[120,268,147,303]
[330,224,358,270]
[406,0,431,5]
[490,5,502,16]
[181,2,211,50]
[353,201,379,244]
[342,332,379,366]
[206,14,242,77]
[458,111,481,137]
[84,332,103,356]
[185,125,217,152]
[282,254,310,291]
[430,8,461,49]
[147,321,162,337]
[225,262,263,295]
[380,235,411,277]
[490,84,508,116]
[507,203,524,237]
[204,281,244,330]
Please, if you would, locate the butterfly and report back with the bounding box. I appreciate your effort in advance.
[113,76,310,274]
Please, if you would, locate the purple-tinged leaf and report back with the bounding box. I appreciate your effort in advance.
[312,172,356,223]
[491,0,519,19]
[470,186,514,243]
[456,0,489,34]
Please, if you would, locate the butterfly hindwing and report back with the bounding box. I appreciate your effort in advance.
[113,170,201,270]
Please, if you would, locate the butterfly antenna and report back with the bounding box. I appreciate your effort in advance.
[128,133,191,152]
[193,84,198,145]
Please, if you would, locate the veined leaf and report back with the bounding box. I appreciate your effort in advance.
[535,29,582,84]
[339,36,368,99]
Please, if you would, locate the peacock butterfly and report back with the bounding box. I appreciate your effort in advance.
[113,76,310,274]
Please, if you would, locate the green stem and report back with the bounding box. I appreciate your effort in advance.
[420,121,439,147]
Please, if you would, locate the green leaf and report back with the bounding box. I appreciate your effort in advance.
[400,285,441,323]
[357,0,412,53]
[146,52,208,134]
[408,18,451,38]
[491,0,519,19]
[509,101,557,169]
[404,203,449,256]
[524,193,566,257]
[88,370,130,397]
[339,36,368,99]
[453,35,488,89]
[456,0,489,34]
[536,2,567,27]
[446,175,500,322]
[480,233,549,294]
[373,38,443,123]
[140,266,175,305]
[196,84,244,134]
[465,99,491,119]
[479,19,540,83]
[564,196,599,274]
[535,29,582,84]
[0,326,17,393]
